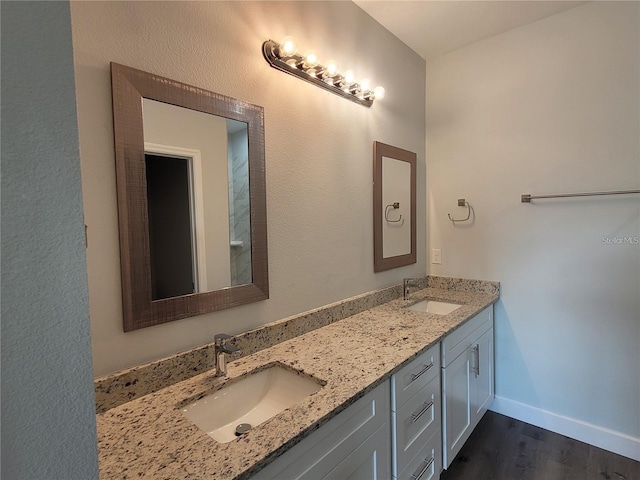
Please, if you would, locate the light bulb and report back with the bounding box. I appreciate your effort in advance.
[373,86,385,99]
[278,36,296,57]
[360,78,371,92]
[304,50,318,66]
[343,70,355,85]
[325,60,338,77]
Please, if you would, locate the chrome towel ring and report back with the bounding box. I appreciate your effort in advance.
[448,199,471,223]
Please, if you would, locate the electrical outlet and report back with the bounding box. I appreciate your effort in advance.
[431,248,442,265]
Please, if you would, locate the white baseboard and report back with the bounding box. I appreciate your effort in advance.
[490,395,640,462]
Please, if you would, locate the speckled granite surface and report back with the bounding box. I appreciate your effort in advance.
[95,283,404,413]
[97,277,499,480]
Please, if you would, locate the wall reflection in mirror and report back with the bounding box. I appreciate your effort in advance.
[142,100,251,300]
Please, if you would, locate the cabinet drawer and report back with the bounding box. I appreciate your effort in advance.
[441,306,492,367]
[394,375,441,469]
[251,380,390,480]
[398,428,442,480]
[392,343,440,409]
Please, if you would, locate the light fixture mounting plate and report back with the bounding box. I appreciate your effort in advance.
[262,40,374,108]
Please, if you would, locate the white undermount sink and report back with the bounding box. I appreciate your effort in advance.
[181,364,323,443]
[407,300,462,315]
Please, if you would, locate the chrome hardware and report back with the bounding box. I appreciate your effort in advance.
[403,278,425,301]
[522,189,640,203]
[411,400,434,423]
[385,202,402,223]
[235,423,252,436]
[411,455,435,480]
[472,344,480,378]
[410,362,433,382]
[214,333,240,377]
[448,198,471,223]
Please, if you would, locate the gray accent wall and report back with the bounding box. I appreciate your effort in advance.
[1,2,99,478]
[71,1,427,377]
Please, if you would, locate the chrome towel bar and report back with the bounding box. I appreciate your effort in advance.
[521,189,640,203]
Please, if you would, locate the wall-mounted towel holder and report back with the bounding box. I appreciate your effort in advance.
[448,199,471,223]
[521,189,640,203]
[385,202,402,223]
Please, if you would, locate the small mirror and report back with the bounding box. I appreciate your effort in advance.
[373,141,416,272]
[111,63,268,331]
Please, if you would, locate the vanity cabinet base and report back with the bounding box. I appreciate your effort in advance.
[250,380,391,480]
[251,305,495,479]
[441,306,494,469]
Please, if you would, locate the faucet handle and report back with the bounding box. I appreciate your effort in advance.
[213,333,240,377]
[214,333,233,346]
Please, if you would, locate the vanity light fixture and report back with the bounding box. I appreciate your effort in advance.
[262,38,385,108]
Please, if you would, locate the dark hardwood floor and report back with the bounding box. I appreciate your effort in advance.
[440,411,640,480]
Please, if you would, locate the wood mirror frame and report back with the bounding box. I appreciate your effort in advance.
[373,141,417,272]
[111,63,268,331]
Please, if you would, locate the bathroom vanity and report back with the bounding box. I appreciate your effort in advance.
[96,277,498,479]
[248,306,492,480]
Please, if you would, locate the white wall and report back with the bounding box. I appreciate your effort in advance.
[382,157,412,258]
[71,1,426,376]
[1,2,99,477]
[427,2,639,458]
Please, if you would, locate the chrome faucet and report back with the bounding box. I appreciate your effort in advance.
[214,334,240,377]
[403,278,425,301]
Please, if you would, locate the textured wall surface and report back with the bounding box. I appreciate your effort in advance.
[70,1,426,376]
[427,1,639,455]
[1,2,99,478]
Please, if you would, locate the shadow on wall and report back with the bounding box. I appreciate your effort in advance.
[493,300,538,403]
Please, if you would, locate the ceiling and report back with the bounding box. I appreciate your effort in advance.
[353,0,588,60]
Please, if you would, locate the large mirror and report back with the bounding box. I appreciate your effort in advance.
[111,63,268,331]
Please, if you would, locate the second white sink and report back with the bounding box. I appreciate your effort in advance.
[181,364,323,443]
[407,300,461,315]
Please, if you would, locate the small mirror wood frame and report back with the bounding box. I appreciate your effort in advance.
[373,141,417,272]
[111,63,269,331]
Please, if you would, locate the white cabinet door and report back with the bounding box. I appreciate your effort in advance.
[441,305,495,469]
[442,345,472,468]
[471,327,494,425]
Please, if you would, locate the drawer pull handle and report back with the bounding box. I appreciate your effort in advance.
[411,400,434,423]
[472,344,480,378]
[411,456,435,480]
[410,362,433,382]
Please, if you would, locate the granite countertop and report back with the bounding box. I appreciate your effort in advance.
[97,286,498,479]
